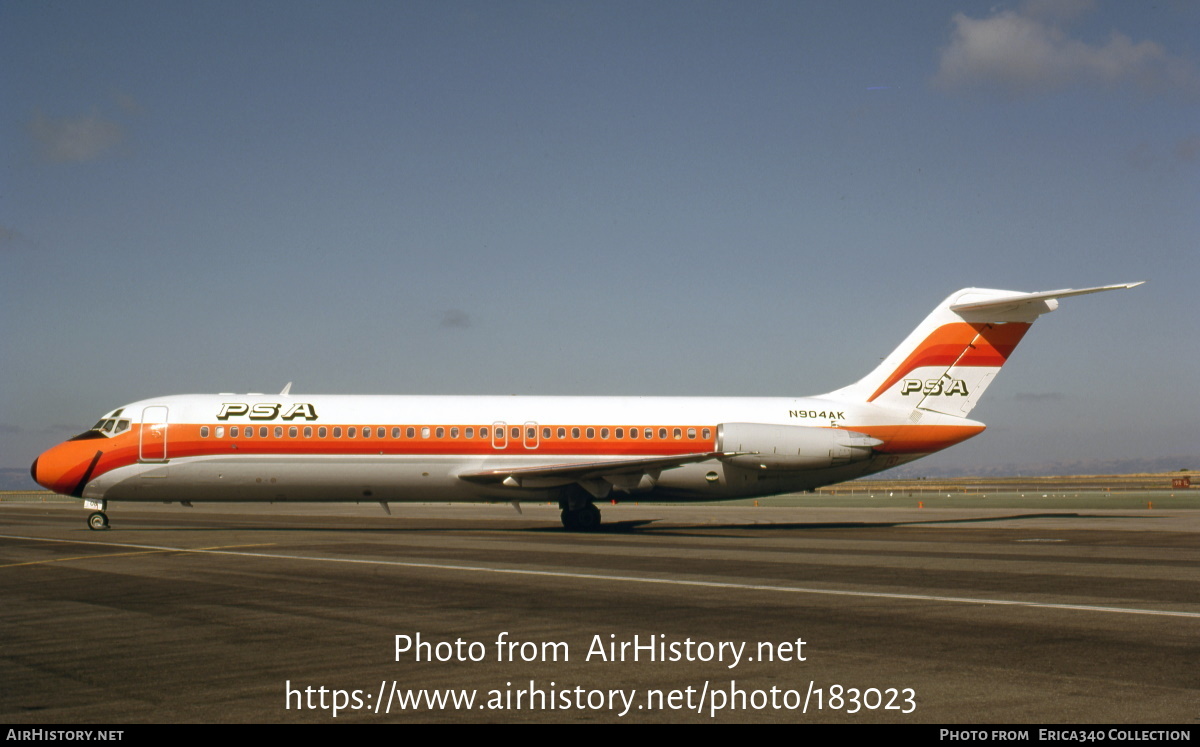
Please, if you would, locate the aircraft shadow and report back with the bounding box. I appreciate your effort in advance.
[570,512,1158,537]
[90,512,1152,536]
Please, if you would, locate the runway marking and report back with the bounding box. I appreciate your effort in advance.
[0,539,275,569]
[2,533,1197,619]
[0,548,177,568]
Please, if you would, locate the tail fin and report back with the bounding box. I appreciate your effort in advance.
[829,283,1143,417]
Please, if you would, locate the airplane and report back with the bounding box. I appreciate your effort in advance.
[31,282,1142,532]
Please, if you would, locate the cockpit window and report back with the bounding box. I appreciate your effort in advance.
[71,416,131,441]
[88,418,132,437]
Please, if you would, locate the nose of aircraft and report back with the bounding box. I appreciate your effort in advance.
[31,440,104,497]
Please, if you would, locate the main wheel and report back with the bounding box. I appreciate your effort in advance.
[560,503,601,531]
[87,511,109,531]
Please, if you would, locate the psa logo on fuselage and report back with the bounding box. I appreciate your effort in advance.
[900,379,969,396]
[217,403,319,421]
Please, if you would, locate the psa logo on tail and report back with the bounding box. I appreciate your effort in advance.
[901,378,969,396]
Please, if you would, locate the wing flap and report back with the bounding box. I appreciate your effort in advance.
[458,452,726,490]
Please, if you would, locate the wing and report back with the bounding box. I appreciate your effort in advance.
[458,452,728,498]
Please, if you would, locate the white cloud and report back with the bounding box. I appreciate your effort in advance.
[28,108,125,163]
[933,6,1200,96]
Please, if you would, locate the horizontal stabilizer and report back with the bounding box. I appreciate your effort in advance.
[950,282,1144,318]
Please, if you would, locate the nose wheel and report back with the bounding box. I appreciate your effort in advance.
[87,511,110,531]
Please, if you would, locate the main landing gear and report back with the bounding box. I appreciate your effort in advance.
[560,503,601,531]
[559,486,602,531]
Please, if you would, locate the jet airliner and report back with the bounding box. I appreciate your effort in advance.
[31,283,1141,531]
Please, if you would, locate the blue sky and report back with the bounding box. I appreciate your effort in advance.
[3,1,1197,483]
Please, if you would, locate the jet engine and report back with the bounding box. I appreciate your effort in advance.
[717,422,881,471]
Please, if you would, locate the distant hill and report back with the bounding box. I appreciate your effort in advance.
[880,455,1197,479]
[0,467,37,491]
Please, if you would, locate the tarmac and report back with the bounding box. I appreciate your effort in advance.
[1,499,1197,723]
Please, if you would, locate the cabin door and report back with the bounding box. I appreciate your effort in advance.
[139,405,169,462]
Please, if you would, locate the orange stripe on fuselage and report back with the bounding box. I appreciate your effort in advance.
[868,322,1030,402]
[36,421,984,497]
[179,424,716,456]
[41,424,721,491]
[851,424,986,454]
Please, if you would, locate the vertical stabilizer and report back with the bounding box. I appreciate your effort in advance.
[828,283,1142,417]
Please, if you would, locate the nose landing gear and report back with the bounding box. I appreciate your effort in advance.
[84,499,109,530]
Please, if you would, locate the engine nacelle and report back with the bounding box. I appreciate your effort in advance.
[717,422,881,471]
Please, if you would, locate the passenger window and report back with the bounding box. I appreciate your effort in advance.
[480,427,489,438]
[289,426,298,437]
[542,427,551,439]
[244,427,253,438]
[466,427,474,438]
[451,427,459,438]
[319,427,327,438]
[658,428,667,439]
[333,427,342,438]
[600,428,609,439]
[201,426,210,438]
[557,427,566,438]
[274,426,283,438]
[510,427,520,439]
[259,426,268,437]
[436,427,445,438]
[688,428,696,439]
[586,428,595,438]
[230,426,239,437]
[422,427,431,439]
[407,427,415,438]
[349,427,357,438]
[392,427,400,438]
[615,428,623,438]
[673,428,682,439]
[702,428,711,439]
[572,427,580,438]
[629,428,638,439]
[645,428,653,439]
[216,426,225,438]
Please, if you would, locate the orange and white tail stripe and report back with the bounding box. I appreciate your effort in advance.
[830,283,1142,418]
